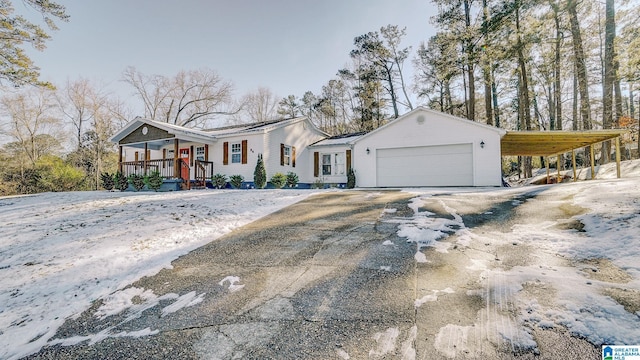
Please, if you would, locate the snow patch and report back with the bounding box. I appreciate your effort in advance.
[369,327,400,357]
[219,276,245,293]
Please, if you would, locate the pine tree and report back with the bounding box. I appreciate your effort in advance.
[253,154,267,189]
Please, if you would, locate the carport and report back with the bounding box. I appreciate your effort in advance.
[500,130,628,182]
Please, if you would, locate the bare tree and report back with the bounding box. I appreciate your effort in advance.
[122,67,237,127]
[241,87,279,122]
[58,78,110,149]
[0,88,64,167]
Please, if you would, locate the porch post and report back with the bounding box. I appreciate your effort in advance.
[118,145,123,174]
[615,136,621,178]
[590,145,595,180]
[144,142,148,175]
[557,154,561,183]
[572,150,577,182]
[545,157,550,184]
[174,139,179,179]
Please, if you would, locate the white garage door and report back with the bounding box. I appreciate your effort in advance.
[376,144,473,187]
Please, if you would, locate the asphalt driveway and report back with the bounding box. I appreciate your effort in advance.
[27,190,604,359]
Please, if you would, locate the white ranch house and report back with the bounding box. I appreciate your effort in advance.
[110,107,507,189]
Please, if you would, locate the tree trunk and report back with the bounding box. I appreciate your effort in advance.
[552,0,563,130]
[629,85,635,120]
[516,6,532,132]
[568,0,593,166]
[482,0,493,125]
[491,69,500,127]
[601,0,615,164]
[548,85,556,130]
[445,80,453,114]
[568,0,592,131]
[464,0,475,121]
[572,62,579,130]
[385,66,399,119]
[397,62,413,111]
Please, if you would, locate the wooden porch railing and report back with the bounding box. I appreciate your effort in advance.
[121,159,177,179]
[194,160,214,188]
[120,158,214,190]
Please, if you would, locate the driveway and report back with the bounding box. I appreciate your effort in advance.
[27,190,604,359]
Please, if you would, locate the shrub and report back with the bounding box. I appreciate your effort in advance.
[35,155,85,192]
[114,172,128,191]
[145,171,163,191]
[101,172,115,191]
[312,178,325,189]
[212,173,227,189]
[270,172,286,189]
[346,168,356,189]
[253,154,267,189]
[286,172,299,188]
[128,174,145,191]
[229,174,244,189]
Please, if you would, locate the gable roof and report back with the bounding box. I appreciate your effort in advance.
[352,106,506,144]
[204,116,328,138]
[110,117,217,144]
[309,132,366,147]
[111,116,328,144]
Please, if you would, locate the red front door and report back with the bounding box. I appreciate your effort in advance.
[179,148,190,180]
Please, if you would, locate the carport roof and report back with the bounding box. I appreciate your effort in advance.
[500,130,627,156]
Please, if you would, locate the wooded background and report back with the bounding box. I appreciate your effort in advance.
[1,0,639,195]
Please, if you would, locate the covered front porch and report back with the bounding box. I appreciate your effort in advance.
[111,118,217,190]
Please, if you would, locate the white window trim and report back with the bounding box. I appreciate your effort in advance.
[283,145,291,166]
[196,146,205,161]
[322,154,332,175]
[231,142,241,164]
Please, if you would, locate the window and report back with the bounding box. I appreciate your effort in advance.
[322,154,332,175]
[320,153,346,176]
[196,146,205,161]
[283,145,291,165]
[167,150,174,167]
[231,143,241,163]
[335,153,345,175]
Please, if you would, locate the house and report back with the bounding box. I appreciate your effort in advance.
[110,107,507,189]
[110,116,328,189]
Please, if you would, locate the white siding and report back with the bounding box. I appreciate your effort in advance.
[264,120,326,184]
[213,134,264,183]
[354,108,504,187]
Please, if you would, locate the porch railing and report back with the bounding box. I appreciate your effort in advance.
[194,160,214,188]
[121,158,178,179]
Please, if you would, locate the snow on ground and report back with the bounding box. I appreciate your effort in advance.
[0,189,318,360]
[399,159,640,352]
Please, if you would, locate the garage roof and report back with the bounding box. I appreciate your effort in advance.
[500,130,627,156]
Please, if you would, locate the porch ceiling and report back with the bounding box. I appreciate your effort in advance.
[500,130,627,156]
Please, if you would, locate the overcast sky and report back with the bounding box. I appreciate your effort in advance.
[28,1,437,115]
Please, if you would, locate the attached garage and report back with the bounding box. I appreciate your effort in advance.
[376,144,474,187]
[353,107,506,187]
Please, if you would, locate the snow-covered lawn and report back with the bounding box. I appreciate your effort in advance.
[0,189,318,360]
